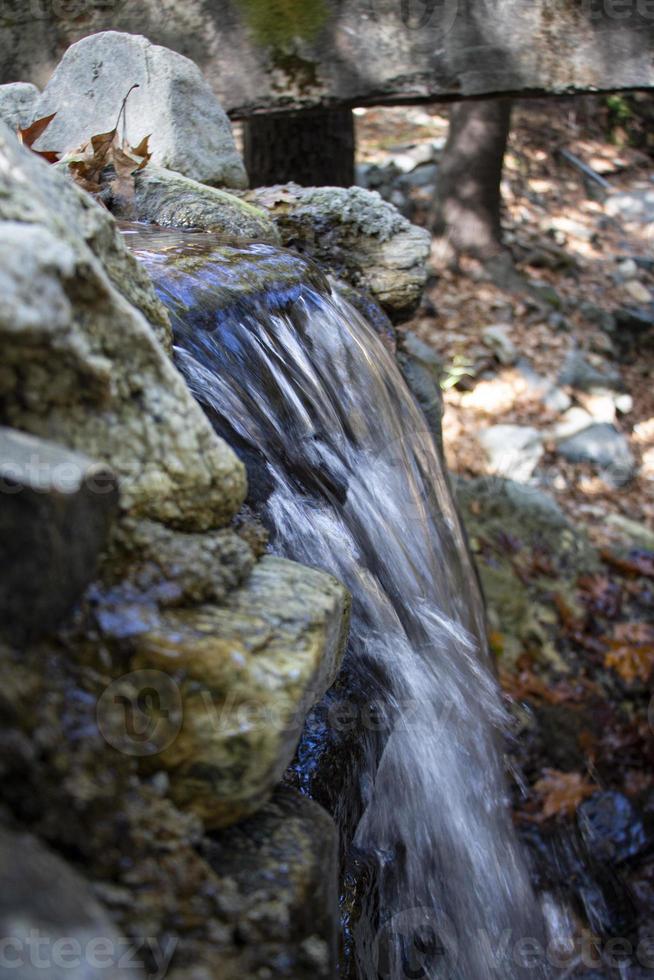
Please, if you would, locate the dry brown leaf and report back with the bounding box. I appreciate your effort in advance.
[66,130,151,201]
[534,768,596,820]
[17,112,60,162]
[604,622,654,683]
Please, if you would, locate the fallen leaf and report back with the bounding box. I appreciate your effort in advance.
[600,548,654,580]
[17,112,60,162]
[534,768,597,820]
[604,622,654,683]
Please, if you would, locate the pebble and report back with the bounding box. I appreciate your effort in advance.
[556,423,635,486]
[624,280,653,304]
[617,258,638,280]
[479,425,544,483]
[481,324,518,365]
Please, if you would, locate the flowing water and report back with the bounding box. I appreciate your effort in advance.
[129,229,548,980]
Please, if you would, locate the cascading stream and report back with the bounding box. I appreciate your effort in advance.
[129,230,548,980]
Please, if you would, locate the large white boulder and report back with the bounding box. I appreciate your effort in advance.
[33,31,247,189]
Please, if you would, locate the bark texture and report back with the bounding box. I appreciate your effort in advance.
[432,98,512,260]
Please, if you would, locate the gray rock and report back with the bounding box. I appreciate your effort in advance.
[479,425,544,483]
[0,121,246,530]
[200,785,338,980]
[0,428,118,645]
[0,81,39,131]
[33,31,246,188]
[617,258,638,280]
[558,349,623,393]
[399,162,438,190]
[112,164,279,244]
[482,324,518,365]
[247,183,431,319]
[556,423,635,485]
[605,188,654,224]
[0,826,142,979]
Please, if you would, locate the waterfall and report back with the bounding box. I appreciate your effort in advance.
[129,229,548,980]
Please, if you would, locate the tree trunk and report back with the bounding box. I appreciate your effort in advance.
[432,98,512,260]
[243,108,355,188]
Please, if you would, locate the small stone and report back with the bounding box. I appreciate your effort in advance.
[605,188,654,224]
[556,423,635,485]
[549,407,595,441]
[0,81,39,131]
[614,393,634,414]
[391,142,435,173]
[558,348,623,393]
[617,258,638,279]
[482,324,518,365]
[624,280,653,304]
[605,514,654,551]
[614,306,654,334]
[578,792,647,864]
[543,386,572,414]
[479,425,544,483]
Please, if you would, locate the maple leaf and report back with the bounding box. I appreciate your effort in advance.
[604,622,654,683]
[17,112,60,163]
[534,768,597,820]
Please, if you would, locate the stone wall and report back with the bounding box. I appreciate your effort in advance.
[2,1,653,113]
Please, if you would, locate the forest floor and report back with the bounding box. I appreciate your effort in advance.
[357,97,654,969]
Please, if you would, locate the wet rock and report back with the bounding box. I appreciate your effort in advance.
[112,165,279,244]
[245,183,431,320]
[200,785,338,980]
[0,122,246,530]
[33,32,247,188]
[0,427,117,645]
[102,518,255,607]
[556,423,635,485]
[479,425,544,483]
[578,792,648,865]
[0,825,142,980]
[481,324,518,365]
[396,332,445,459]
[0,81,39,130]
[130,556,350,828]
